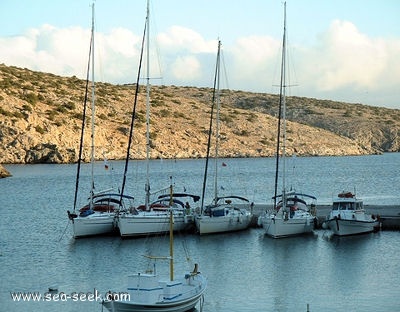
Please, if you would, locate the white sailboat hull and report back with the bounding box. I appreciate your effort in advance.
[325,218,380,236]
[72,213,115,238]
[195,213,251,235]
[102,273,207,312]
[118,212,193,238]
[262,215,314,238]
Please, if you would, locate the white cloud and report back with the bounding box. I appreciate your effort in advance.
[170,55,202,82]
[0,21,399,108]
[228,35,281,91]
[155,26,218,86]
[95,28,142,83]
[314,20,386,91]
[0,24,145,83]
[0,25,93,78]
[157,26,217,54]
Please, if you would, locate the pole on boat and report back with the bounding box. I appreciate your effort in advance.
[118,0,147,206]
[273,1,287,211]
[213,40,221,205]
[169,180,174,281]
[145,0,151,210]
[89,1,96,210]
[72,2,93,213]
[200,40,221,212]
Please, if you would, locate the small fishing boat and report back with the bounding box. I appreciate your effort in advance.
[322,191,381,236]
[102,185,207,312]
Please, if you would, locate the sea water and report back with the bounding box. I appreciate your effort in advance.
[1,154,399,311]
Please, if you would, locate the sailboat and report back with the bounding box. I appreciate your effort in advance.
[116,0,195,238]
[258,2,317,238]
[102,184,207,312]
[67,3,132,238]
[194,40,253,235]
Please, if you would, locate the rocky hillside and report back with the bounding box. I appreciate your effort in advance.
[0,64,399,164]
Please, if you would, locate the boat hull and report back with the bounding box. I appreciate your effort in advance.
[103,292,203,312]
[72,213,115,238]
[262,215,314,238]
[326,218,380,236]
[324,191,381,236]
[102,273,206,312]
[195,214,251,235]
[118,212,193,237]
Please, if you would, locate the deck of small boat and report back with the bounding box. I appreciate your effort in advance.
[249,203,400,230]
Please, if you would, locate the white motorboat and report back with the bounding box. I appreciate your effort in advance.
[322,191,381,236]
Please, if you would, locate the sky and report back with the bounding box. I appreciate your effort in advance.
[0,0,399,109]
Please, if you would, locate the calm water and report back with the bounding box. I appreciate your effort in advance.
[1,154,400,311]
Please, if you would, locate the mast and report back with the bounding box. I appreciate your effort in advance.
[144,0,151,210]
[213,41,221,205]
[73,4,93,212]
[273,1,287,209]
[200,40,221,211]
[89,2,96,209]
[119,3,147,204]
[169,181,174,281]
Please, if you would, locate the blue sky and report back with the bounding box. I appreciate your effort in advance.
[0,0,399,108]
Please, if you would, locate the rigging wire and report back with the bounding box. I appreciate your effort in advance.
[200,40,220,211]
[119,6,147,205]
[73,20,93,213]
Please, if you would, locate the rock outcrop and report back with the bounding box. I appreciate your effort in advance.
[0,164,11,178]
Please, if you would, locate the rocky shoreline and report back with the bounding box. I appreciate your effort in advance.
[2,65,400,166]
[0,164,11,178]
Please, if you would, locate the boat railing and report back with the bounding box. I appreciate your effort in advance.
[150,185,171,198]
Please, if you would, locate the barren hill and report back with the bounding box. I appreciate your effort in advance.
[1,64,399,164]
